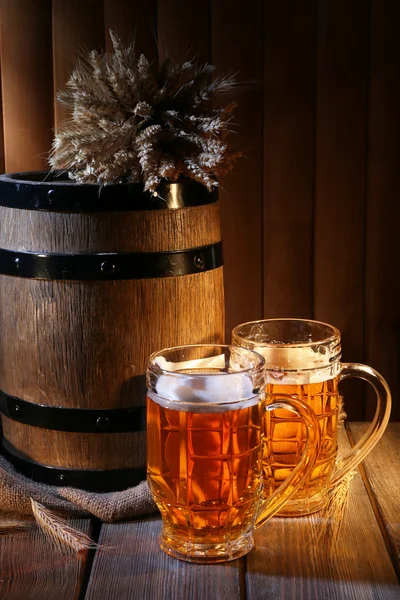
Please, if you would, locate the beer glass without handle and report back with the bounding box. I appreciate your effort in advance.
[146,344,321,563]
[231,319,392,516]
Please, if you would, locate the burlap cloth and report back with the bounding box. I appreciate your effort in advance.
[0,453,157,523]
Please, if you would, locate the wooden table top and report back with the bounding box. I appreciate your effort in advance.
[1,422,399,600]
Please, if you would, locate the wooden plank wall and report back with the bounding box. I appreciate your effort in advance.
[0,0,398,420]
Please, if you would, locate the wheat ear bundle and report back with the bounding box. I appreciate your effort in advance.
[50,32,240,194]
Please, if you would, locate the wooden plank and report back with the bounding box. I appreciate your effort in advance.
[314,0,370,421]
[246,426,399,599]
[263,0,316,319]
[0,25,5,173]
[212,0,264,340]
[85,518,242,600]
[158,0,210,63]
[104,0,157,60]
[348,422,400,578]
[52,0,105,130]
[0,73,5,174]
[365,0,400,420]
[0,519,91,600]
[0,0,53,172]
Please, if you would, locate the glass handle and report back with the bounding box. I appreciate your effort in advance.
[330,363,391,486]
[255,396,321,529]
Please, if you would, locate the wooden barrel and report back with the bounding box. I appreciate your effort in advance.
[0,172,224,491]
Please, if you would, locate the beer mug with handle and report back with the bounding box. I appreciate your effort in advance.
[232,319,391,516]
[146,344,321,563]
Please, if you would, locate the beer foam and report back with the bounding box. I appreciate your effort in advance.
[155,354,226,372]
[149,355,259,412]
[254,346,340,385]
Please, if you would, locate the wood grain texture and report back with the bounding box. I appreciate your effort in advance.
[0,194,224,472]
[2,426,400,597]
[246,426,399,599]
[52,0,105,129]
[0,519,91,600]
[365,0,400,420]
[0,268,224,407]
[85,518,242,600]
[314,0,369,332]
[349,422,400,579]
[1,418,145,469]
[0,1,397,423]
[0,31,4,174]
[212,0,264,340]
[314,0,369,421]
[0,202,221,253]
[104,0,157,60]
[0,0,53,172]
[158,0,210,64]
[0,268,224,469]
[263,0,316,319]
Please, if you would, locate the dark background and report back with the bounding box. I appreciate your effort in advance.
[0,0,398,420]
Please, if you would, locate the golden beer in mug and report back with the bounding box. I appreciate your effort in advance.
[146,345,321,563]
[232,319,392,516]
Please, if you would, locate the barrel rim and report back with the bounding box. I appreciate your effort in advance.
[0,170,218,212]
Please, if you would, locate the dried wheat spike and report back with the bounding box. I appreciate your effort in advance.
[31,499,97,555]
[50,32,241,194]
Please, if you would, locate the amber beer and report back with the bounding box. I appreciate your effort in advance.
[232,319,342,515]
[147,344,322,561]
[263,376,339,514]
[232,317,392,517]
[147,392,263,557]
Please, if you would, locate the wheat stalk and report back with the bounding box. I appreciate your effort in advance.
[310,471,356,555]
[30,499,97,555]
[50,32,241,195]
[338,395,347,424]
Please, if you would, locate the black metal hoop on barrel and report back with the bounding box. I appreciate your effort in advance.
[0,171,218,212]
[1,439,146,492]
[0,390,146,433]
[0,242,223,280]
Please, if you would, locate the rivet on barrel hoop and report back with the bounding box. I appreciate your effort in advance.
[57,474,67,484]
[14,257,21,270]
[96,416,111,431]
[101,260,116,275]
[194,254,205,270]
[11,403,22,417]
